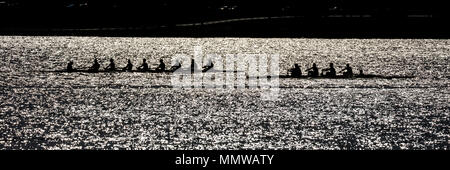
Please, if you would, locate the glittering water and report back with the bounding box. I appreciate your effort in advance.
[0,36,449,149]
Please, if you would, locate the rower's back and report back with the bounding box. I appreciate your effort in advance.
[325,63,336,77]
[312,67,319,77]
[91,59,100,72]
[343,64,353,77]
[142,62,148,71]
[139,59,149,71]
[67,61,74,72]
[107,59,116,71]
[157,59,165,71]
[291,64,302,77]
[125,59,133,71]
[308,63,319,77]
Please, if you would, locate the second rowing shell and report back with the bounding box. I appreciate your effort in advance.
[254,74,416,79]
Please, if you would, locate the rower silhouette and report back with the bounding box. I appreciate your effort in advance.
[156,59,166,71]
[67,61,74,72]
[137,58,149,71]
[89,59,100,72]
[306,63,319,77]
[289,64,302,77]
[106,58,116,71]
[340,64,353,77]
[322,63,336,77]
[123,59,133,71]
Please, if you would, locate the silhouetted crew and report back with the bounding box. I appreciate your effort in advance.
[170,60,181,71]
[123,59,133,71]
[156,59,166,71]
[341,64,353,77]
[90,59,100,72]
[106,58,116,71]
[322,63,336,77]
[67,61,74,72]
[290,64,302,77]
[306,63,319,77]
[138,59,149,71]
[190,59,198,72]
[359,70,364,76]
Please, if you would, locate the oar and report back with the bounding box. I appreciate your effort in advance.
[74,67,90,71]
[103,66,117,70]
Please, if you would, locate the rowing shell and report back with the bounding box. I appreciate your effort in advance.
[255,74,416,79]
[40,69,174,73]
[38,68,243,74]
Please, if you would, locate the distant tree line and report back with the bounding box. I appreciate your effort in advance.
[1,0,443,15]
[0,0,447,28]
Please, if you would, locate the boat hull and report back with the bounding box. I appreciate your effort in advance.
[271,74,415,79]
[38,70,414,79]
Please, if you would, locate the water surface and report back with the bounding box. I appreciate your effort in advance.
[0,36,448,149]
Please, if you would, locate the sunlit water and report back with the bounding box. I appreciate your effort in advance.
[0,36,449,149]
